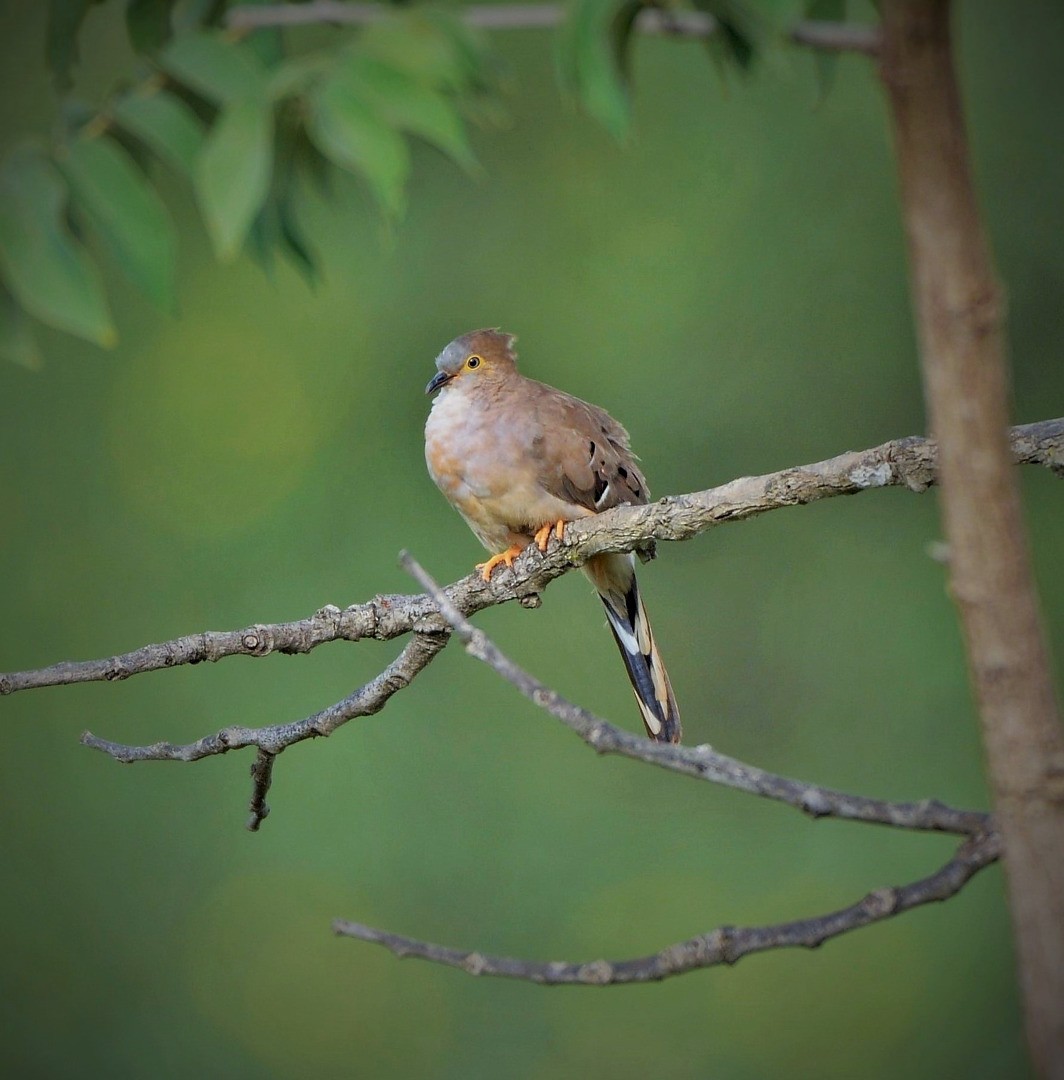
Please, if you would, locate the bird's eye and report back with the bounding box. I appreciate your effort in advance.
[466,355,482,369]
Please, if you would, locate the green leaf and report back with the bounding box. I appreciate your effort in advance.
[112,87,205,177]
[46,0,103,90]
[557,0,643,140]
[195,99,274,260]
[161,31,269,105]
[0,146,115,347]
[307,72,409,217]
[690,0,760,73]
[335,56,477,171]
[245,203,278,276]
[0,286,42,370]
[125,0,176,53]
[245,27,284,70]
[269,54,331,101]
[276,192,316,283]
[805,0,845,103]
[246,182,317,285]
[359,12,481,92]
[59,134,178,311]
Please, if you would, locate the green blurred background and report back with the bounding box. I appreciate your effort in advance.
[2,2,1062,1077]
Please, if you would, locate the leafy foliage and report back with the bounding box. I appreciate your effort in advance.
[59,132,178,309]
[196,98,275,260]
[556,0,645,140]
[4,0,826,362]
[112,86,205,178]
[0,146,115,347]
[3,3,497,359]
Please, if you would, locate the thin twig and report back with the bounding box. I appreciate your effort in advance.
[225,2,882,55]
[80,631,447,761]
[333,829,1000,983]
[247,749,277,831]
[400,552,990,836]
[4,418,1060,697]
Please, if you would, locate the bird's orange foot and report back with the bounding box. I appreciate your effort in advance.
[476,545,523,581]
[534,519,568,553]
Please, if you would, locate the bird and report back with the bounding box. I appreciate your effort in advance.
[424,328,681,743]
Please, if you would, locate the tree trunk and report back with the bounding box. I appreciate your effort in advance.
[879,2,1064,1075]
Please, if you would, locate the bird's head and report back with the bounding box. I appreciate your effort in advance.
[426,328,518,395]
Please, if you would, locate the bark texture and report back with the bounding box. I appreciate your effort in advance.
[880,3,1064,1075]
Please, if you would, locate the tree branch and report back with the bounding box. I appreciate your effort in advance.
[333,829,1000,983]
[4,419,1060,696]
[225,2,882,55]
[78,630,447,761]
[247,748,277,832]
[4,420,1058,831]
[399,553,990,836]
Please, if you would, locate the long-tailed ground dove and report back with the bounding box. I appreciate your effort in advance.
[424,328,681,743]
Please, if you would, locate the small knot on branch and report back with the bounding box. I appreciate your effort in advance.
[578,959,615,985]
[847,462,893,489]
[863,887,900,918]
[799,788,832,818]
[240,624,275,656]
[708,926,738,965]
[463,952,488,976]
[104,660,133,681]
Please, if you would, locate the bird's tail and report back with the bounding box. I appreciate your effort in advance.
[583,553,682,743]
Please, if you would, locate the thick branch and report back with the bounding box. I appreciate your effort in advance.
[4,418,1060,697]
[881,4,1064,1074]
[333,829,999,983]
[225,2,882,54]
[401,553,989,837]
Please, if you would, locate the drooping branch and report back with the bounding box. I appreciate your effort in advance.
[4,418,1061,697]
[880,3,1064,1072]
[225,2,883,55]
[399,553,990,836]
[330,550,1001,981]
[333,829,999,984]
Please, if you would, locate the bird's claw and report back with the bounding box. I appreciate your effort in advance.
[533,519,567,553]
[476,545,523,581]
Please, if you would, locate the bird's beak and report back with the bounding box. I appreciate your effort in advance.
[425,370,453,395]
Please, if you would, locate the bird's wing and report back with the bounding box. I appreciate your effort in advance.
[524,379,650,513]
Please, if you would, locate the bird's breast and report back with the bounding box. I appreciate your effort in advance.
[425,387,525,501]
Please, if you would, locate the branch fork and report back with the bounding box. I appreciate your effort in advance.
[4,420,1059,976]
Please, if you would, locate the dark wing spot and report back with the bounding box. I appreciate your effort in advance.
[617,465,628,479]
[593,471,609,504]
[588,439,597,461]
